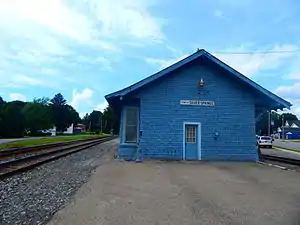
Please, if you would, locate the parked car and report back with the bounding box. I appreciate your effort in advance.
[257,136,273,148]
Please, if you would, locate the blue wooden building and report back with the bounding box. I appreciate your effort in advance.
[105,49,291,161]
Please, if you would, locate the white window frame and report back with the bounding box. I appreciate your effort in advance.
[123,107,139,144]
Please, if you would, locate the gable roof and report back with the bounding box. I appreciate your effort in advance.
[105,49,291,110]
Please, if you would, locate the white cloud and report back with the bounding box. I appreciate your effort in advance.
[97,41,120,52]
[278,98,300,119]
[9,93,27,102]
[0,0,164,51]
[12,75,47,86]
[0,0,165,89]
[276,82,300,96]
[95,101,108,112]
[287,70,300,80]
[71,88,94,109]
[146,44,299,77]
[0,0,94,43]
[214,10,224,18]
[74,56,113,70]
[275,83,300,117]
[39,68,58,76]
[79,112,87,119]
[146,54,189,69]
[87,0,165,42]
[213,44,299,77]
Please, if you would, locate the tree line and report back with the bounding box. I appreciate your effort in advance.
[81,107,119,134]
[256,111,298,135]
[2,92,292,138]
[0,93,119,138]
[0,93,81,138]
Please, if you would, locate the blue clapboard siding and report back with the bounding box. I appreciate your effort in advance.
[119,59,258,161]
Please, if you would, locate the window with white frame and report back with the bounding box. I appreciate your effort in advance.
[124,107,138,143]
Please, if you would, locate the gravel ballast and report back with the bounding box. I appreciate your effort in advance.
[0,139,118,225]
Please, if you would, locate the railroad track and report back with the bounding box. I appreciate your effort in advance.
[262,154,300,166]
[0,136,115,179]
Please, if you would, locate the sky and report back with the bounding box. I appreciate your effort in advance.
[1,0,300,118]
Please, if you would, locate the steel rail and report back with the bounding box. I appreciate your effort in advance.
[262,154,300,166]
[0,137,104,157]
[0,136,116,179]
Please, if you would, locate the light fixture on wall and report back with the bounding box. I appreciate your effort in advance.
[199,78,205,87]
[214,131,219,140]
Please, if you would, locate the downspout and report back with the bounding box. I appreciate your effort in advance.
[135,138,142,162]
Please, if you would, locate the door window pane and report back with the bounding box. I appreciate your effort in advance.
[125,125,137,142]
[186,125,197,143]
[126,108,138,124]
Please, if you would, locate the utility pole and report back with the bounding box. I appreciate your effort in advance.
[268,111,271,136]
[282,114,284,140]
[100,119,103,134]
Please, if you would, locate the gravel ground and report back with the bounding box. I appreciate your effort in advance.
[0,139,118,225]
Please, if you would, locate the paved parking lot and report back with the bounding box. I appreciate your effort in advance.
[48,155,300,225]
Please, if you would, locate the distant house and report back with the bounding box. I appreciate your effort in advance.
[73,124,86,133]
[51,124,75,136]
[282,120,300,139]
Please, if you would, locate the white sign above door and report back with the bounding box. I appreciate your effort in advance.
[180,100,215,106]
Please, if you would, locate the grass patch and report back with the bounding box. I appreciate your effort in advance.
[273,146,300,154]
[286,140,300,142]
[0,134,109,150]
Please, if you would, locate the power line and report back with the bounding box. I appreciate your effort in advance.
[212,49,300,55]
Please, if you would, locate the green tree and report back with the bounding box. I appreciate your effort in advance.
[0,96,5,137]
[33,97,50,105]
[82,113,90,131]
[102,106,119,134]
[50,93,68,132]
[280,113,298,124]
[65,104,81,126]
[50,93,66,105]
[0,96,4,105]
[50,93,81,133]
[1,101,25,138]
[256,111,298,135]
[89,110,102,133]
[23,101,53,134]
